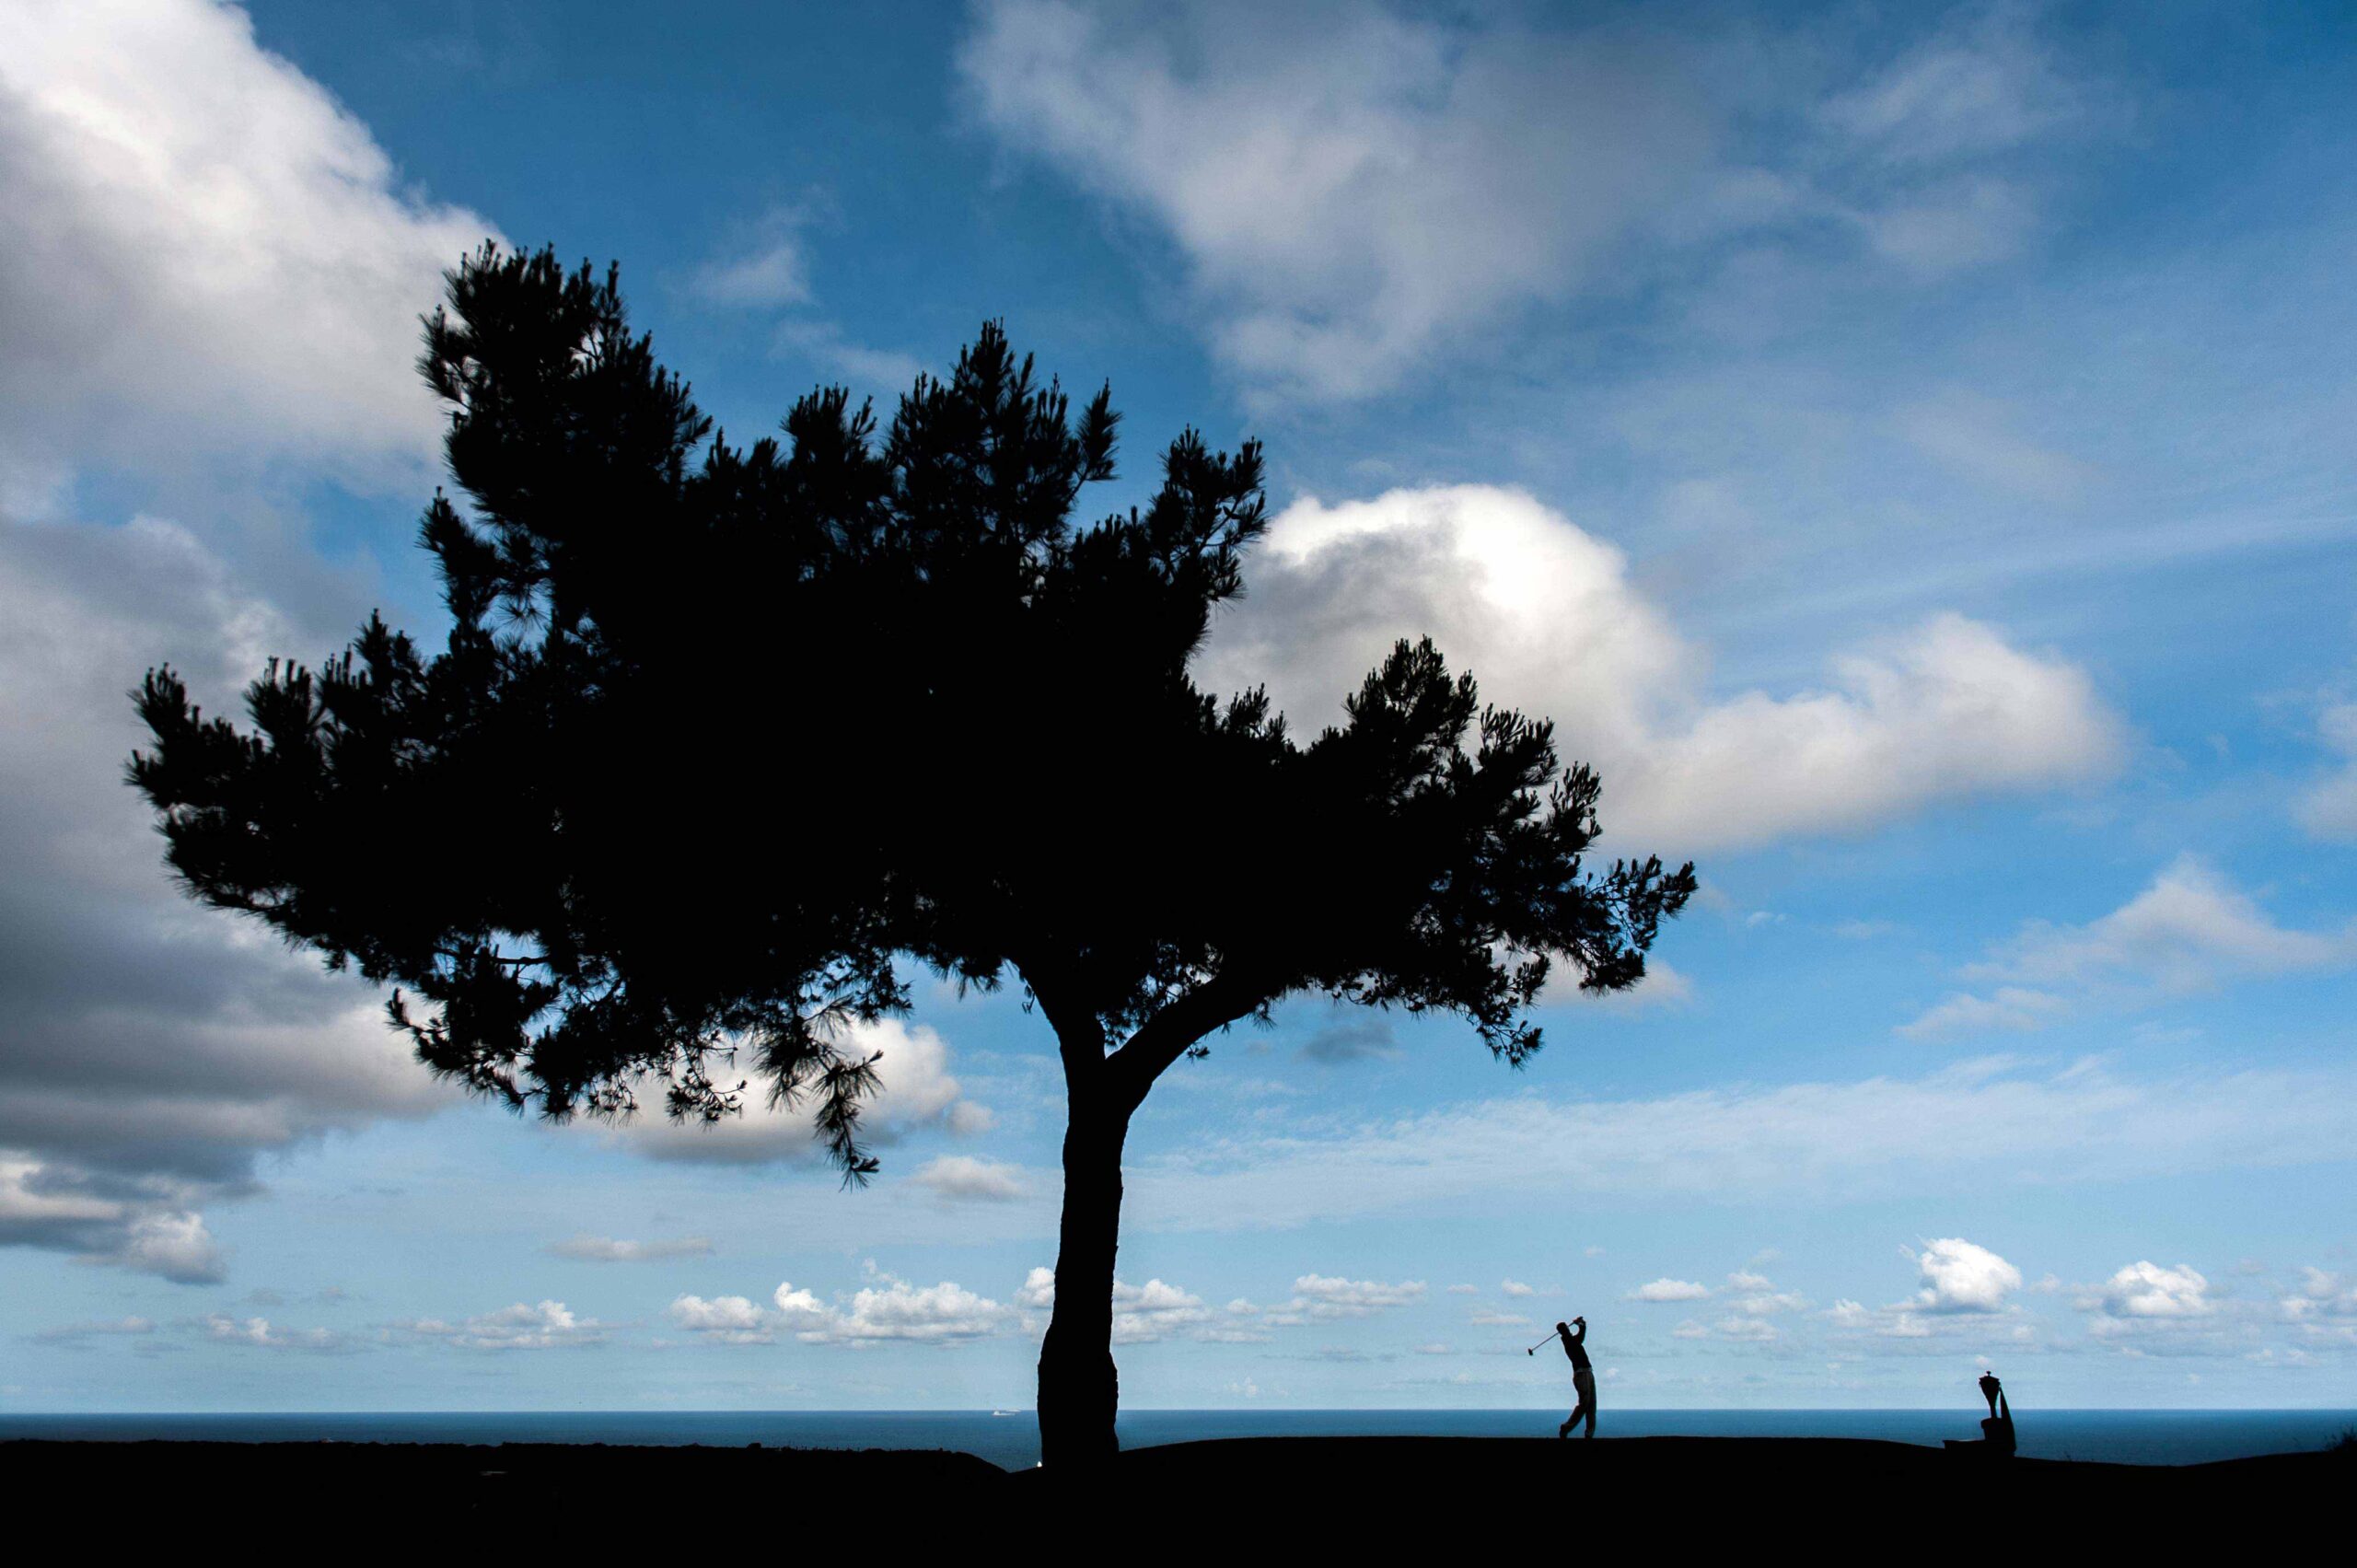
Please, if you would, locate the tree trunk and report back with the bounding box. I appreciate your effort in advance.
[1035,1086,1130,1469]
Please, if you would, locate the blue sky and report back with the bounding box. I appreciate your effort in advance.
[3,0,2354,1413]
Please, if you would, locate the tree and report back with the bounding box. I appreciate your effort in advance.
[131,246,1696,1466]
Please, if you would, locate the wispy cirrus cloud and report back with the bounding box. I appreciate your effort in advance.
[960,0,2098,401]
[1901,856,2357,1038]
[547,1235,715,1263]
[1122,1057,2357,1234]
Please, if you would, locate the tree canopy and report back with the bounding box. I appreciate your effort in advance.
[131,244,1693,1460]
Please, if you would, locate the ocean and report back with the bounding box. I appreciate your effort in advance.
[2,1408,2350,1469]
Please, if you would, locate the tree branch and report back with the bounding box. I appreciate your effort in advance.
[1102,970,1263,1115]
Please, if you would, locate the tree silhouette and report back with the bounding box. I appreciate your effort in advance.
[130,246,1696,1466]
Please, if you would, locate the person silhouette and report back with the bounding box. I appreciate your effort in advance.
[1555,1318,1596,1439]
[1979,1370,2002,1421]
[1981,1387,2015,1456]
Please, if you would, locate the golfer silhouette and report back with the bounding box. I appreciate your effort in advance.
[1979,1370,2003,1420]
[1555,1318,1596,1438]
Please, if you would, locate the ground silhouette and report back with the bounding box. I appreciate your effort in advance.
[5,1434,2336,1547]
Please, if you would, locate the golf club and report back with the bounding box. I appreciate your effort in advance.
[1525,1314,1585,1354]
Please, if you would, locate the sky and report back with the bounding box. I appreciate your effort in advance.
[2,0,2354,1413]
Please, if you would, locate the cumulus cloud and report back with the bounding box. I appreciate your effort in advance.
[548,1235,715,1263]
[1905,1237,2022,1314]
[1904,857,2357,1036]
[1195,485,2120,854]
[2070,1261,2254,1354]
[394,1299,599,1351]
[1017,1267,1353,1343]
[668,1294,774,1345]
[1630,1269,1805,1318]
[1281,1273,1426,1319]
[0,516,449,1280]
[605,1018,993,1166]
[960,2,2090,400]
[813,1269,1013,1345]
[1724,1272,1810,1317]
[1108,1278,1216,1344]
[2091,1261,2213,1320]
[1817,1243,2036,1349]
[112,1211,229,1286]
[203,1311,351,1353]
[2282,1269,2357,1346]
[0,0,496,501]
[666,1264,1021,1348]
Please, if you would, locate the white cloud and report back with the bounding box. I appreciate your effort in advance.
[1817,6,2080,165]
[1196,485,2120,854]
[1283,1273,1426,1318]
[1897,389,2096,502]
[0,515,452,1279]
[33,1315,155,1343]
[691,206,813,308]
[395,1300,598,1351]
[0,0,497,497]
[1897,987,2068,1040]
[607,1018,992,1166]
[2093,1261,2213,1320]
[668,1293,773,1344]
[1629,1278,1712,1303]
[1726,1273,1811,1317]
[1905,857,2357,1035]
[203,1312,347,1353]
[1109,1278,1214,1344]
[770,319,929,396]
[1124,1058,2357,1233]
[113,1211,226,1285]
[909,1155,1028,1202]
[1906,1237,2022,1314]
[1501,1279,1535,1297]
[2297,702,2357,841]
[1977,857,2353,988]
[2282,1269,2357,1345]
[811,1270,1012,1344]
[960,1,1732,401]
[1709,1315,1782,1343]
[960,2,2089,401]
[663,1265,1023,1347]
[548,1235,715,1263]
